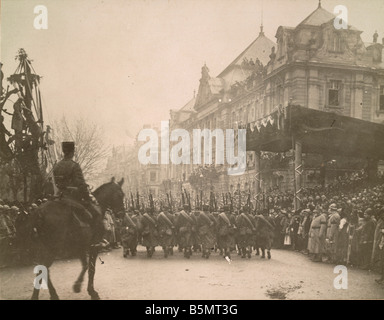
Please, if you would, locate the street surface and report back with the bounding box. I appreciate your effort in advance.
[0,246,383,300]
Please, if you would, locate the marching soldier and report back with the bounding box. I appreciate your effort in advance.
[197,205,216,259]
[141,209,159,258]
[121,209,141,257]
[254,208,275,259]
[236,206,256,259]
[157,206,176,258]
[217,206,236,261]
[175,206,194,258]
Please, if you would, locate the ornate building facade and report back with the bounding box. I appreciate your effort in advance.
[165,3,384,196]
[103,4,384,203]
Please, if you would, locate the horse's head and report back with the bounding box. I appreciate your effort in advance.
[92,177,125,215]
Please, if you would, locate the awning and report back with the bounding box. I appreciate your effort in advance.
[246,105,384,159]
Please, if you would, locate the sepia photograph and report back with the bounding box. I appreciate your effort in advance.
[0,0,384,303]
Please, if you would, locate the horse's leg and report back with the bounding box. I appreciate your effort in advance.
[47,268,59,300]
[261,247,266,259]
[87,247,100,300]
[247,246,252,259]
[44,253,59,300]
[73,251,88,293]
[31,251,58,300]
[267,240,272,259]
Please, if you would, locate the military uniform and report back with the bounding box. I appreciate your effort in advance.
[326,206,341,263]
[141,211,159,257]
[175,210,194,258]
[216,207,236,260]
[53,142,104,247]
[254,213,275,259]
[53,157,90,202]
[308,210,327,262]
[196,208,216,259]
[236,211,255,258]
[157,209,176,258]
[121,210,141,257]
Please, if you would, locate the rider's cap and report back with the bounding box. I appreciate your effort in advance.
[62,141,75,154]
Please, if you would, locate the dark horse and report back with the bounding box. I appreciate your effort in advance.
[30,177,125,300]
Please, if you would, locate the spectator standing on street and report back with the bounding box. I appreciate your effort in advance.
[372,208,384,274]
[325,203,341,263]
[357,208,376,269]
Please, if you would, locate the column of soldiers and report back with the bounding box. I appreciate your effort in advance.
[115,176,384,283]
[119,202,275,262]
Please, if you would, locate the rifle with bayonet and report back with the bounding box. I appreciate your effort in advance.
[136,191,140,211]
[130,192,135,210]
[184,189,191,212]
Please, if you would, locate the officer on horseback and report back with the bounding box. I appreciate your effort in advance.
[53,141,107,248]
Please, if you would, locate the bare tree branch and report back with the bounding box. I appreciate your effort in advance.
[53,116,109,180]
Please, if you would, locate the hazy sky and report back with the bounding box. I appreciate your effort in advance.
[2,0,384,147]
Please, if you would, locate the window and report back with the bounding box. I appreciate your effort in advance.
[330,33,342,53]
[380,86,384,111]
[328,80,341,107]
[150,171,156,182]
